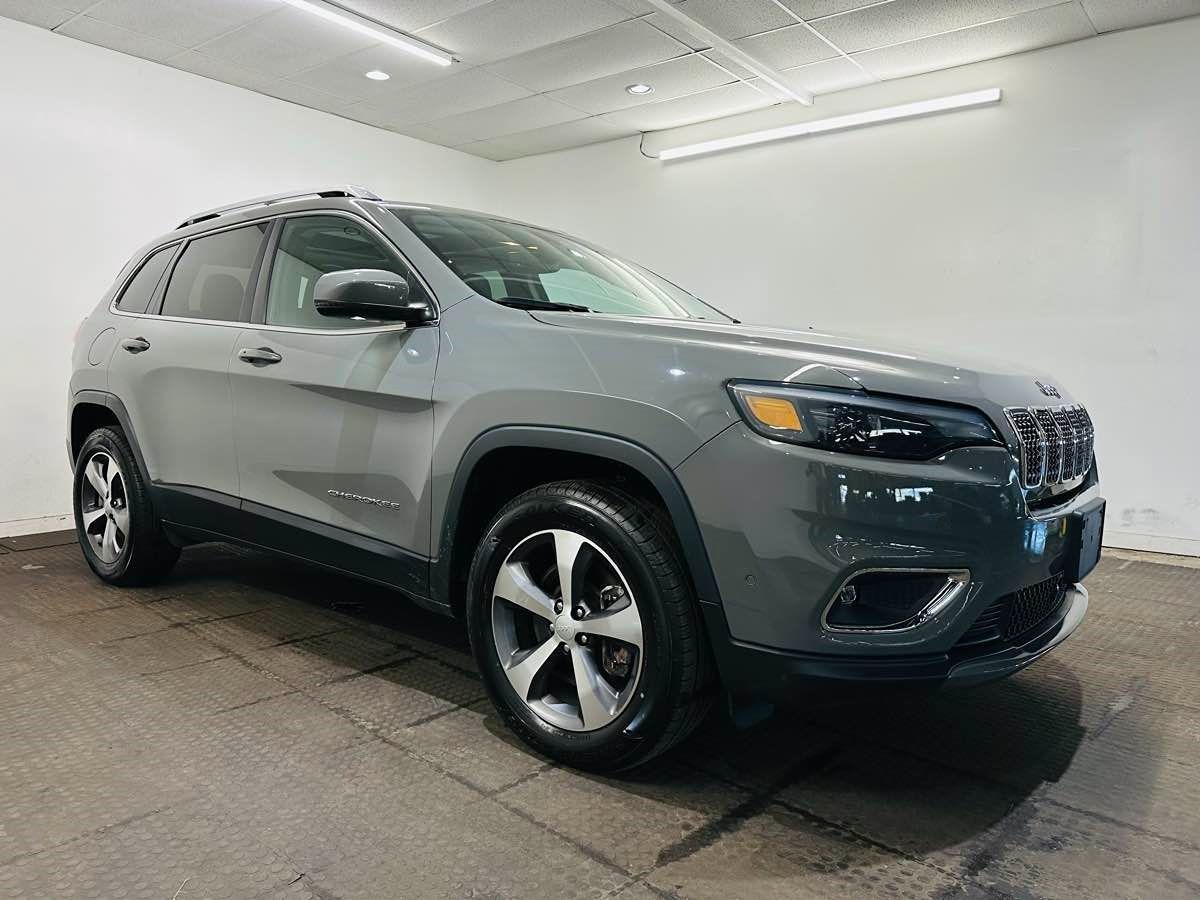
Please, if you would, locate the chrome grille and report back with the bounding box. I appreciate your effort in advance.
[1005,403,1094,489]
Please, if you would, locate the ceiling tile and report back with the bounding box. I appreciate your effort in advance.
[400,94,585,145]
[734,21,839,68]
[485,20,690,92]
[164,50,277,91]
[777,1,881,20]
[547,54,735,115]
[599,82,775,131]
[643,11,711,49]
[289,43,466,102]
[813,0,1064,54]
[195,6,376,77]
[783,55,874,93]
[673,0,796,39]
[56,15,186,62]
[1079,0,1200,32]
[366,67,531,124]
[852,1,1095,79]
[606,0,658,14]
[458,117,634,160]
[0,0,81,28]
[416,0,632,64]
[336,0,495,33]
[700,49,757,80]
[83,0,282,48]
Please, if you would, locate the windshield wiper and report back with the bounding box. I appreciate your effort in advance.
[492,296,592,313]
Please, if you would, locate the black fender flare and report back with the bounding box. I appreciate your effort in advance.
[431,426,724,616]
[70,390,155,506]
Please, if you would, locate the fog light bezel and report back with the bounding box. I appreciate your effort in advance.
[821,568,971,634]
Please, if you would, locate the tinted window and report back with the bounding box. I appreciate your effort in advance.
[266,215,424,329]
[161,223,267,322]
[390,208,732,322]
[116,245,175,313]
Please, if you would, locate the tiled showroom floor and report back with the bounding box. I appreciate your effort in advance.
[0,533,1196,898]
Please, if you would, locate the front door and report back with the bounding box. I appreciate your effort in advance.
[230,214,439,560]
[108,222,268,500]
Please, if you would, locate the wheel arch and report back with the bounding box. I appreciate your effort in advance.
[432,426,723,621]
[70,391,155,502]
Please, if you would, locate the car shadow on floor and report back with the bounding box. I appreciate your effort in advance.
[157,543,1110,867]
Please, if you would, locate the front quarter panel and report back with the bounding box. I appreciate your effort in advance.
[429,298,724,546]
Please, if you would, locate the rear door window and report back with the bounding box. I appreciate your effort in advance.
[115,245,176,314]
[161,223,268,322]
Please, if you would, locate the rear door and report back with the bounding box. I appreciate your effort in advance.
[108,222,268,501]
[229,212,439,560]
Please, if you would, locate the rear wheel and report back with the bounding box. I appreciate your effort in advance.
[467,480,714,771]
[73,427,179,585]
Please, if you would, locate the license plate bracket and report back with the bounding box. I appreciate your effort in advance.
[1064,499,1105,583]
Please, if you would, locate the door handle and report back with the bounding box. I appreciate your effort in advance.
[238,347,282,366]
[120,337,150,354]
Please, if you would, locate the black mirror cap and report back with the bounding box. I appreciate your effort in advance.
[313,268,435,324]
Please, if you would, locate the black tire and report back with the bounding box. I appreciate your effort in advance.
[73,426,180,585]
[466,479,715,771]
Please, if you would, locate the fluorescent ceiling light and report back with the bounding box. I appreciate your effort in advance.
[279,0,453,66]
[658,88,1002,161]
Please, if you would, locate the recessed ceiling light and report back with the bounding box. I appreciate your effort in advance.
[625,83,653,96]
[365,70,390,81]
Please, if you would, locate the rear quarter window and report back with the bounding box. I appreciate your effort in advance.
[115,244,176,314]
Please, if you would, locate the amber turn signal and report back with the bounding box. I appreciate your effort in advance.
[743,395,803,431]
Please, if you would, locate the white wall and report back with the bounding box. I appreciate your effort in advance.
[3,15,1198,556]
[493,18,1200,556]
[0,17,494,535]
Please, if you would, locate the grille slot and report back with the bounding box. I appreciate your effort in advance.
[1005,409,1044,488]
[1033,408,1061,483]
[1005,403,1094,490]
[1051,407,1075,479]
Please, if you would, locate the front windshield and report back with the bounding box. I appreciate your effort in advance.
[388,207,733,322]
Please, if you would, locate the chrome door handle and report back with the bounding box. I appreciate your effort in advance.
[120,337,150,354]
[238,347,282,365]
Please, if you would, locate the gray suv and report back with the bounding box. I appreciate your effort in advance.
[69,186,1105,770]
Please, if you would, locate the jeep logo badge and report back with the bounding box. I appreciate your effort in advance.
[1035,380,1061,399]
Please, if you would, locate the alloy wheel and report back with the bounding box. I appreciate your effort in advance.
[79,451,129,564]
[490,529,644,732]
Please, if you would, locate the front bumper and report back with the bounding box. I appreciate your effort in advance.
[675,422,1099,691]
[698,583,1086,697]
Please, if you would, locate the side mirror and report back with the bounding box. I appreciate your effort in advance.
[313,269,434,324]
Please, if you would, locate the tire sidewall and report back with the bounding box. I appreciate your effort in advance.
[467,492,678,765]
[73,429,138,581]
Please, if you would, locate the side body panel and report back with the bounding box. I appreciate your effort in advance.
[105,316,244,496]
[231,325,439,554]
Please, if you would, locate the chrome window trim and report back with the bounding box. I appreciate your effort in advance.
[108,208,440,333]
[820,568,972,634]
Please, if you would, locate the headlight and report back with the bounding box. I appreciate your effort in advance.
[728,381,1003,460]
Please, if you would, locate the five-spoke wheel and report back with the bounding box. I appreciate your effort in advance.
[79,450,129,563]
[491,529,643,732]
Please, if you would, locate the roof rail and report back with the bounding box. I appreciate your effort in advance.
[177,185,383,229]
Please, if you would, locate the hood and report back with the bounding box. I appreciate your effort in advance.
[528,312,1077,419]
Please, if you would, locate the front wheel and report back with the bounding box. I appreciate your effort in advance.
[466,480,714,771]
